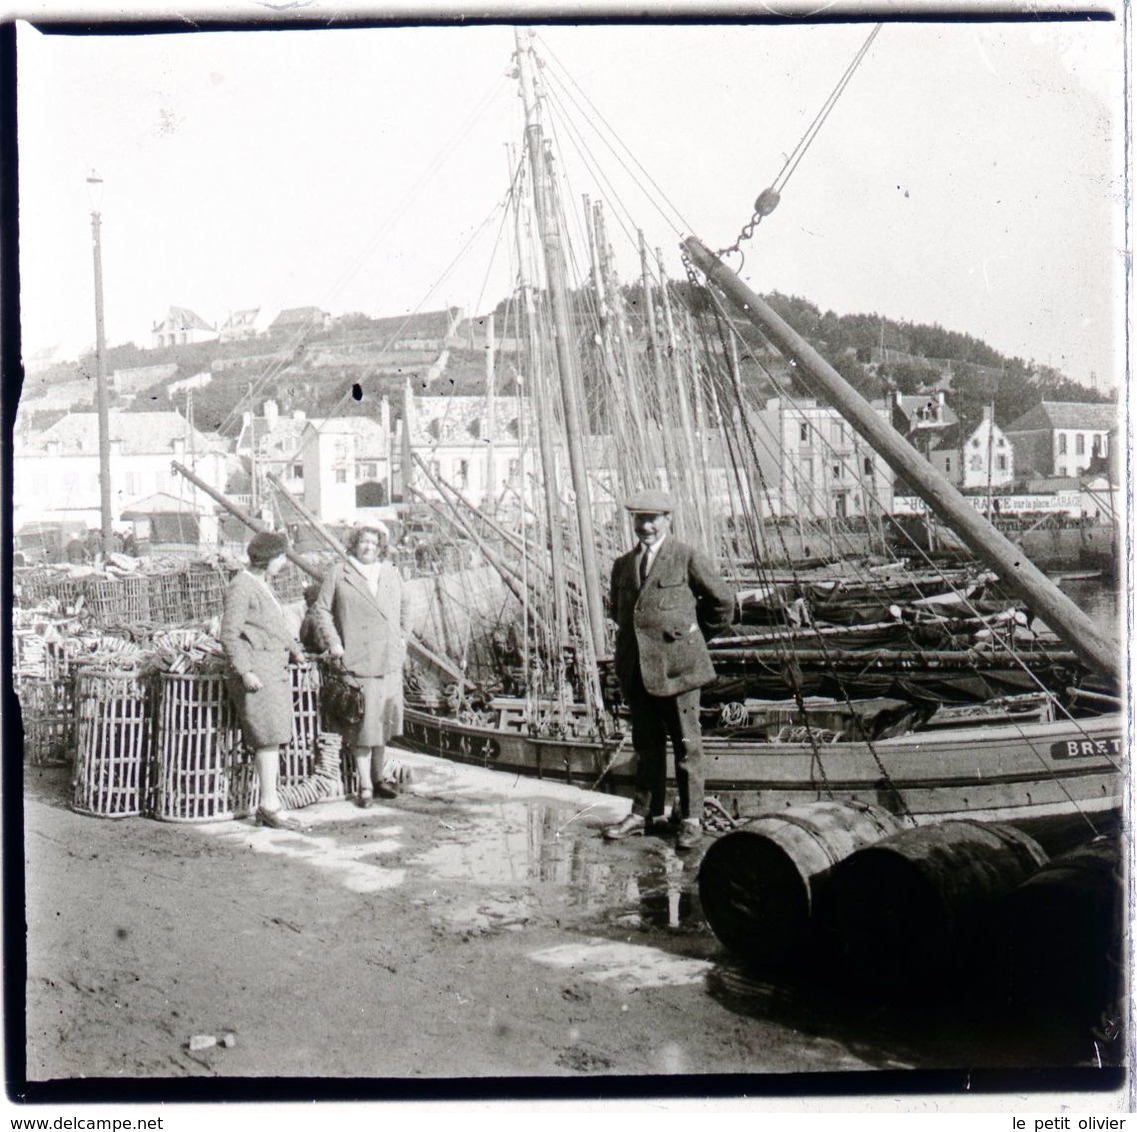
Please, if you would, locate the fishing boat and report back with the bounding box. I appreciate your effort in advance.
[176,28,1124,851]
[388,28,1123,850]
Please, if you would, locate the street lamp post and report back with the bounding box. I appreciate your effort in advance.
[87,171,113,555]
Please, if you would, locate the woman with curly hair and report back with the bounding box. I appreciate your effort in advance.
[312,523,409,808]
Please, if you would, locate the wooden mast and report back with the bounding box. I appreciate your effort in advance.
[683,236,1119,681]
[514,27,608,661]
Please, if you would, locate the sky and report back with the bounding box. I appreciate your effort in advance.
[15,17,1127,392]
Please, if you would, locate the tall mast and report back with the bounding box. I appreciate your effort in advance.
[513,138,569,672]
[684,235,1119,681]
[514,27,608,660]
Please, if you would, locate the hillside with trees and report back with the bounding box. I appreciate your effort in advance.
[20,287,1110,437]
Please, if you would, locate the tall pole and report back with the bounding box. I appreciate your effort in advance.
[88,173,113,554]
[684,234,1119,681]
[514,27,608,660]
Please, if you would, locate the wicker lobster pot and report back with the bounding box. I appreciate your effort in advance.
[279,661,321,786]
[119,575,152,622]
[72,666,151,818]
[149,570,189,625]
[150,671,257,822]
[85,577,154,626]
[18,673,76,766]
[183,566,228,622]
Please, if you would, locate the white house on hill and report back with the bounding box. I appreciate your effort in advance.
[151,306,218,348]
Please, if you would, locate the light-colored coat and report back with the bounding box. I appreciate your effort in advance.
[312,559,408,678]
[609,537,734,698]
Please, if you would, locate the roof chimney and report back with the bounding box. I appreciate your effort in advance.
[264,400,279,429]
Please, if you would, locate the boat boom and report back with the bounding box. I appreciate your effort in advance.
[682,236,1119,682]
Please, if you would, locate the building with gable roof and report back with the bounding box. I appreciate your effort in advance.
[268,306,330,336]
[927,407,1014,490]
[218,307,270,343]
[401,389,539,512]
[1004,400,1119,480]
[293,411,394,524]
[14,410,230,533]
[151,306,217,349]
[890,389,958,459]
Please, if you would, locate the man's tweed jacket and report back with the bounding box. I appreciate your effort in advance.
[609,536,734,699]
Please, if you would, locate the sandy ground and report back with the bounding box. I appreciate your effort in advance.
[16,749,1128,1098]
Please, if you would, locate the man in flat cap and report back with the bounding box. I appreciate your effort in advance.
[603,490,734,850]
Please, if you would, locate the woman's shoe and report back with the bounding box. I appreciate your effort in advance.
[356,788,374,809]
[256,806,303,831]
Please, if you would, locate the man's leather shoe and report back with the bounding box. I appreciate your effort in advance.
[603,814,646,841]
[375,780,398,800]
[676,818,703,851]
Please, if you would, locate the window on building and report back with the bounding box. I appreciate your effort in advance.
[1058,434,1067,454]
[361,463,377,479]
[429,460,441,481]
[945,458,952,473]
[1075,433,1085,455]
[971,438,980,449]
[969,455,983,471]
[799,423,809,443]
[334,468,347,484]
[507,458,520,480]
[830,421,845,445]
[831,464,842,480]
[997,455,1007,471]
[863,457,874,476]
[290,464,303,480]
[456,460,469,488]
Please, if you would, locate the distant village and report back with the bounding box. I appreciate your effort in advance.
[14,300,1120,563]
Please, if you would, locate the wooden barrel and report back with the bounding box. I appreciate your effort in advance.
[997,834,1123,1021]
[72,667,151,818]
[815,819,1048,990]
[697,801,904,970]
[151,671,257,822]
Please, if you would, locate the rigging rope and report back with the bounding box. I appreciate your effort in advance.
[717,24,882,269]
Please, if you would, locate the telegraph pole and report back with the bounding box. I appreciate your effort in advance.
[87,171,113,553]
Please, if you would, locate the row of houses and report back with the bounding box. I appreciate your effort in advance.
[12,385,1119,549]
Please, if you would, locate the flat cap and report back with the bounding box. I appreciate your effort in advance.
[623,489,673,514]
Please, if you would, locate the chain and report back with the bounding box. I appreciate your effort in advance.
[715,187,781,270]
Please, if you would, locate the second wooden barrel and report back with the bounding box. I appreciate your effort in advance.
[697,801,903,970]
[815,819,1048,990]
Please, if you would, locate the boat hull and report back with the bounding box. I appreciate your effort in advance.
[396,707,1123,851]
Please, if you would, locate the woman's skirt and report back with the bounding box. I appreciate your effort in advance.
[342,673,403,748]
[227,655,292,749]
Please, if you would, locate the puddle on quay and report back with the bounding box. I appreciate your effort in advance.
[410,801,706,932]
